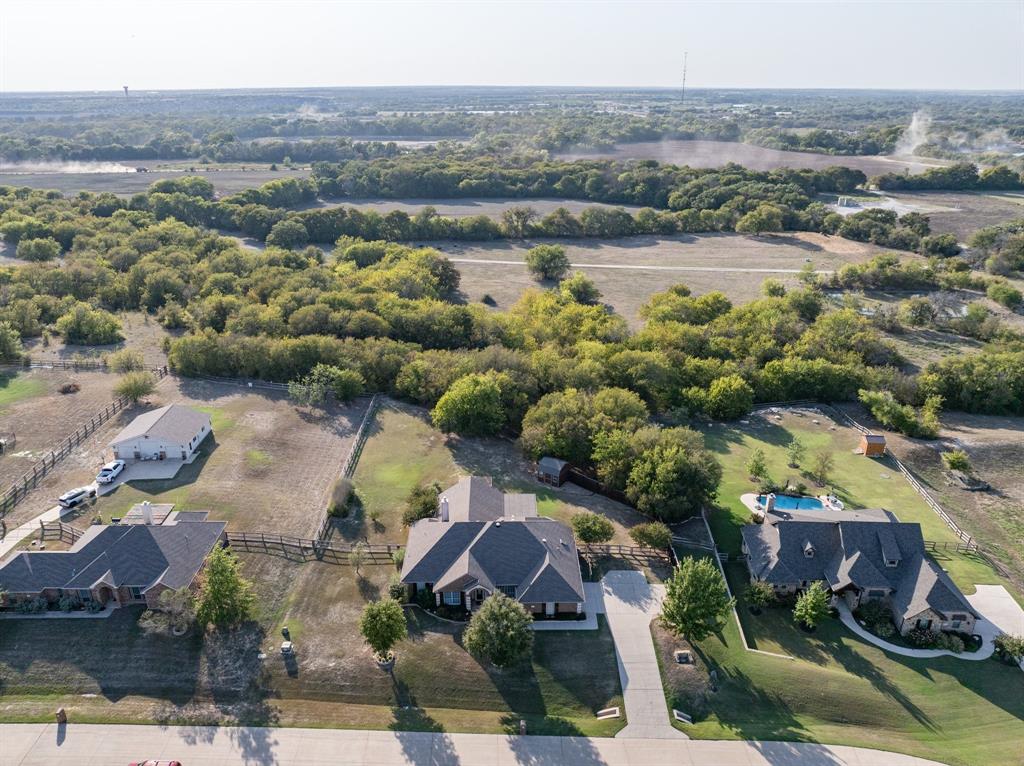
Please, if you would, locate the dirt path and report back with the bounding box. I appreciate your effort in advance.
[448,257,831,274]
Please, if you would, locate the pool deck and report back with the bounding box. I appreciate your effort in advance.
[740,494,894,524]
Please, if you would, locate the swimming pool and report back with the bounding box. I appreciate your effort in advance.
[757,494,825,511]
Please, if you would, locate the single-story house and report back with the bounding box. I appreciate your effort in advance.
[401,476,586,617]
[741,515,978,636]
[537,456,570,487]
[0,511,225,610]
[109,404,211,461]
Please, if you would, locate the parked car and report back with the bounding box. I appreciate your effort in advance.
[96,459,126,484]
[58,486,96,508]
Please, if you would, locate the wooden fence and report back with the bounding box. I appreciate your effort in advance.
[0,367,169,520]
[226,530,400,564]
[578,542,670,564]
[4,358,169,375]
[38,520,83,545]
[565,468,630,505]
[313,394,381,542]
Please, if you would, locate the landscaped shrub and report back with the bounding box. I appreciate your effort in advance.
[907,628,940,648]
[328,477,354,517]
[391,548,405,569]
[746,580,776,610]
[935,632,965,653]
[387,573,408,602]
[941,449,972,473]
[16,597,47,614]
[628,521,672,550]
[58,594,81,612]
[993,633,1024,665]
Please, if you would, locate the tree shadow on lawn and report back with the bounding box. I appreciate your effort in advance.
[388,675,460,765]
[699,417,795,453]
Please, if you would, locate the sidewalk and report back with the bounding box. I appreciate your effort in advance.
[0,723,953,766]
[0,504,68,561]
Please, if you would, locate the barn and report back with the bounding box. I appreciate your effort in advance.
[109,404,212,462]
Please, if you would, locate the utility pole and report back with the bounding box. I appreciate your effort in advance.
[681,52,688,106]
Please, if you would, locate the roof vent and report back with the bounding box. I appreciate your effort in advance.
[495,520,501,527]
[803,540,815,558]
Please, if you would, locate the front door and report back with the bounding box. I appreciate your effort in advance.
[473,589,485,606]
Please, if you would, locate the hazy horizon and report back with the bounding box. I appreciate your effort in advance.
[2,0,1022,92]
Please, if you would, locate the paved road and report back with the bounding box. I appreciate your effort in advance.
[1,723,952,765]
[448,258,831,275]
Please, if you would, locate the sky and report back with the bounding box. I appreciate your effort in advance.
[1,0,1022,92]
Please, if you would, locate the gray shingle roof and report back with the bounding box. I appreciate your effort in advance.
[402,478,582,604]
[0,520,225,594]
[109,404,211,447]
[741,517,977,621]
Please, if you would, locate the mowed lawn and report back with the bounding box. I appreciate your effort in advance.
[341,399,651,546]
[657,553,1024,766]
[0,373,47,410]
[698,409,1009,595]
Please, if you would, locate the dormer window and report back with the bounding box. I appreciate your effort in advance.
[886,559,899,568]
[803,540,815,558]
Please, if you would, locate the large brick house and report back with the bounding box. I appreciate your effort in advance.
[401,476,586,618]
[741,512,978,636]
[0,510,225,611]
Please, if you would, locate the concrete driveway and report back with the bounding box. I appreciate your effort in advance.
[596,570,687,740]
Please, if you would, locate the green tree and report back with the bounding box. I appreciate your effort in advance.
[571,512,615,544]
[705,374,754,420]
[560,272,602,304]
[107,348,145,373]
[330,368,365,402]
[431,372,505,435]
[793,581,831,629]
[266,218,309,249]
[746,448,769,481]
[402,483,440,526]
[359,598,408,661]
[55,303,122,345]
[735,204,784,235]
[115,371,156,403]
[15,236,62,262]
[196,545,255,628]
[993,633,1024,665]
[746,579,776,610]
[810,451,834,486]
[661,556,734,641]
[786,437,806,468]
[500,206,538,238]
[628,521,672,550]
[987,282,1022,309]
[761,278,786,297]
[525,244,571,281]
[626,442,722,522]
[462,593,533,668]
[0,321,22,362]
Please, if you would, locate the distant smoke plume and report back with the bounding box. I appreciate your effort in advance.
[895,110,932,156]
[0,161,135,174]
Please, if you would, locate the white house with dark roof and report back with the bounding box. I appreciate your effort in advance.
[400,476,586,618]
[741,514,978,636]
[0,511,225,611]
[109,404,211,462]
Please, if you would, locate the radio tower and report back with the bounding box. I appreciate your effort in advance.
[681,52,688,106]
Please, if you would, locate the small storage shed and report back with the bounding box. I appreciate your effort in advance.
[859,433,886,457]
[537,456,570,487]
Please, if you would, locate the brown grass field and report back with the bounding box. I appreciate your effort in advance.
[884,190,1024,241]
[446,232,889,325]
[555,139,950,176]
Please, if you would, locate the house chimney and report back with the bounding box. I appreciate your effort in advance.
[142,501,154,525]
[440,496,449,523]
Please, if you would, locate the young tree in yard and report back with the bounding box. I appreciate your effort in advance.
[810,451,834,487]
[431,372,505,436]
[786,437,806,468]
[158,587,196,633]
[941,449,973,474]
[793,581,831,629]
[359,598,408,662]
[462,593,533,668]
[349,542,368,577]
[525,244,571,281]
[571,512,615,544]
[661,556,734,641]
[115,371,156,403]
[746,448,769,482]
[403,483,440,526]
[196,545,255,629]
[629,521,672,550]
